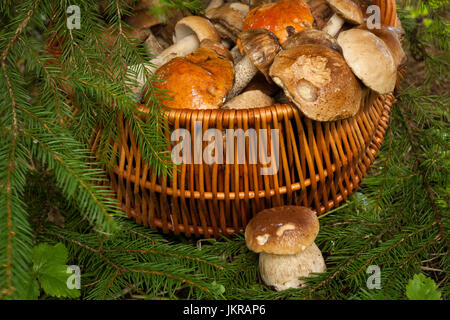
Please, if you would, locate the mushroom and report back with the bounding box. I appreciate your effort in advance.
[357,24,406,68]
[241,0,314,45]
[337,28,396,94]
[200,39,233,61]
[228,28,281,99]
[206,3,248,43]
[269,43,362,121]
[128,16,220,95]
[308,0,334,29]
[322,0,363,37]
[143,47,234,109]
[282,28,342,53]
[245,206,326,291]
[222,90,274,109]
[244,72,280,96]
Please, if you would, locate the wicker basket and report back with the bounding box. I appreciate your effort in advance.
[98,0,404,238]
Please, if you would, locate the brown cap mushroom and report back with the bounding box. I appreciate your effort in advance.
[246,206,319,254]
[322,0,363,37]
[308,0,334,29]
[357,24,406,68]
[242,0,314,44]
[282,28,342,53]
[337,28,397,94]
[245,206,326,291]
[222,90,274,109]
[206,3,248,43]
[228,28,281,98]
[269,44,362,121]
[144,47,234,109]
[200,39,233,61]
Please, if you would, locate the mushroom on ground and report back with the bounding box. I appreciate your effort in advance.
[337,28,397,94]
[269,43,362,121]
[245,206,326,291]
[228,28,281,99]
[322,0,363,37]
[222,90,274,109]
[282,28,342,53]
[241,0,314,44]
[143,47,234,109]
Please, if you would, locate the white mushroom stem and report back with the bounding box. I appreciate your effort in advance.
[259,242,326,291]
[322,13,345,37]
[227,55,257,99]
[128,34,200,95]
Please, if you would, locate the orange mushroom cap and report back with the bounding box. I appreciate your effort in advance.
[241,0,314,46]
[145,48,234,110]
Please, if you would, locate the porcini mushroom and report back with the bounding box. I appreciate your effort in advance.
[206,3,249,43]
[269,43,362,121]
[322,0,363,37]
[200,39,233,61]
[283,28,342,53]
[143,47,234,109]
[245,206,326,291]
[242,0,314,44]
[308,0,334,29]
[222,90,274,109]
[357,24,406,68]
[228,28,281,99]
[337,28,396,94]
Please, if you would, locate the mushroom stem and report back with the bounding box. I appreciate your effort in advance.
[322,13,345,37]
[227,55,258,99]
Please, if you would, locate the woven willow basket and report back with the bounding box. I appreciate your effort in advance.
[97,0,404,238]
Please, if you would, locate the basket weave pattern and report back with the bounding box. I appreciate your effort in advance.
[101,0,403,238]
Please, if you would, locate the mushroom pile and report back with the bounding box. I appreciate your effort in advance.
[126,0,405,121]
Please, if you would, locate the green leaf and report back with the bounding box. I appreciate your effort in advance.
[32,243,80,299]
[406,274,442,300]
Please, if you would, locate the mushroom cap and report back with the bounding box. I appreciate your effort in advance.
[174,16,221,43]
[206,4,246,39]
[242,0,314,44]
[147,48,234,109]
[245,206,319,255]
[269,44,362,121]
[239,28,281,80]
[357,24,406,68]
[326,0,363,24]
[200,39,233,61]
[222,90,274,109]
[259,243,326,291]
[308,0,334,29]
[282,28,342,53]
[337,28,396,94]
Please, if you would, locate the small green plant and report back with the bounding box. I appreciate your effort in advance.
[406,274,442,300]
[24,243,80,299]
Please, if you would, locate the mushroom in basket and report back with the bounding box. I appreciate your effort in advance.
[269,40,362,121]
[143,47,234,109]
[245,206,326,291]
